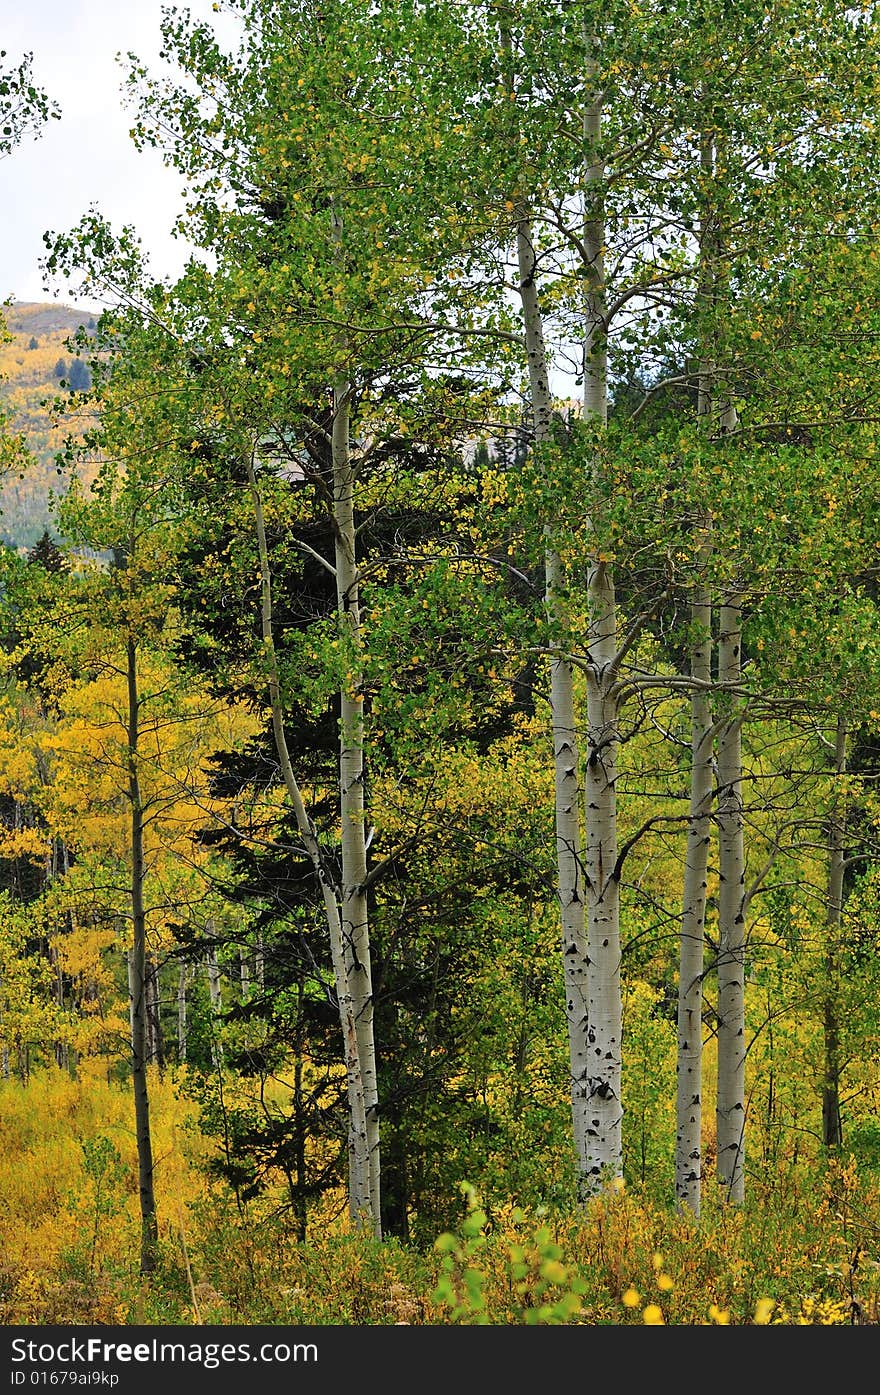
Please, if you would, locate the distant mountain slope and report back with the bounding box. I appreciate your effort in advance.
[0,302,98,550]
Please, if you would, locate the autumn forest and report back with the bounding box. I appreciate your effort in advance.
[2,0,880,1329]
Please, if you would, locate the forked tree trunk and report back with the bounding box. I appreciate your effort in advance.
[246,451,373,1231]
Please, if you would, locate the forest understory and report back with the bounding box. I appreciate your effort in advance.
[2,1059,880,1327]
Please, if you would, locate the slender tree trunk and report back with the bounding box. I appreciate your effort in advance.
[145,954,164,1070]
[205,923,223,1069]
[145,957,156,1065]
[293,980,308,1242]
[177,960,188,1065]
[581,45,622,1189]
[127,948,136,1040]
[715,595,747,1202]
[331,358,380,1235]
[763,983,776,1166]
[583,564,622,1187]
[675,176,716,1214]
[676,549,712,1216]
[822,717,846,1149]
[246,450,372,1230]
[53,945,66,1070]
[127,636,158,1275]
[205,930,222,1009]
[514,210,590,1191]
[679,130,735,1213]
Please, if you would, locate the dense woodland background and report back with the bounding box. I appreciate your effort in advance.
[3,0,880,1326]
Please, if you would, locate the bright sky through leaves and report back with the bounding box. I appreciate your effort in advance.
[0,0,240,309]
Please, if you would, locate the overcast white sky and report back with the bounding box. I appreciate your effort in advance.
[0,0,240,310]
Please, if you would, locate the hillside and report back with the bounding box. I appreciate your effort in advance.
[0,302,98,550]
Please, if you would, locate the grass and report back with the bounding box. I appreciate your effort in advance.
[1,1066,879,1325]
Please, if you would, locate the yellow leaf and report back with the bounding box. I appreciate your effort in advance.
[754,1298,774,1325]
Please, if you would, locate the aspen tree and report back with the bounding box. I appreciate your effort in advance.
[677,124,737,1215]
[245,447,373,1227]
[498,9,590,1195]
[715,594,747,1201]
[579,27,624,1188]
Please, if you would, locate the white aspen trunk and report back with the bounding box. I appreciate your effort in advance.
[246,451,372,1229]
[145,956,157,1065]
[583,565,622,1186]
[499,12,591,1195]
[177,960,187,1065]
[145,953,164,1069]
[822,717,846,1148]
[675,556,712,1215]
[678,130,736,1214]
[582,42,622,1189]
[206,953,222,1010]
[204,923,224,1069]
[331,362,381,1236]
[205,922,222,1010]
[255,932,265,989]
[716,594,746,1202]
[240,948,251,1000]
[676,170,716,1212]
[514,210,590,1187]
